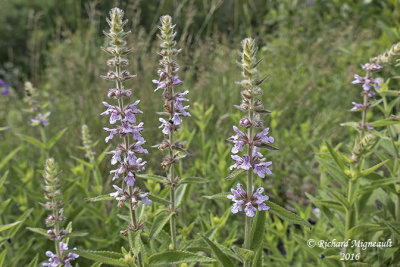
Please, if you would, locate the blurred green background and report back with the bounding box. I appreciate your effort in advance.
[1,0,400,265]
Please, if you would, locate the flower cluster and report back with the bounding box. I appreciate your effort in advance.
[42,159,79,267]
[0,79,9,96]
[24,81,50,127]
[227,184,270,217]
[154,15,190,144]
[43,242,79,267]
[227,38,274,217]
[101,8,151,212]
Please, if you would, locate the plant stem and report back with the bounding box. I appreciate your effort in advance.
[244,98,254,267]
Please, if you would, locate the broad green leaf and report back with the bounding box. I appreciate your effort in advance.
[0,221,22,232]
[201,235,235,267]
[27,254,39,267]
[346,224,386,239]
[267,201,311,229]
[148,251,215,265]
[148,194,171,205]
[203,192,230,200]
[73,250,128,266]
[250,211,266,251]
[0,146,21,170]
[232,246,254,262]
[150,212,172,239]
[178,177,209,184]
[136,173,165,183]
[19,135,47,150]
[225,169,246,180]
[47,128,68,149]
[26,227,50,238]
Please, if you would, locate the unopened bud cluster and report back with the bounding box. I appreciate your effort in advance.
[370,42,400,66]
[351,134,375,162]
[81,124,96,161]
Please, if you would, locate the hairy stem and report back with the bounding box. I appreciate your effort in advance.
[244,98,254,267]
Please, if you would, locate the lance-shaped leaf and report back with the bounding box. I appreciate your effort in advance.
[47,128,68,149]
[148,193,171,205]
[85,194,113,202]
[346,224,386,239]
[178,177,209,185]
[325,142,347,170]
[225,169,246,180]
[201,235,235,267]
[358,178,399,195]
[203,192,230,200]
[358,160,388,178]
[381,221,400,238]
[150,212,173,239]
[267,201,311,229]
[71,156,94,168]
[0,146,21,170]
[371,119,400,127]
[148,251,215,265]
[0,221,22,232]
[250,211,266,251]
[136,173,165,183]
[18,134,47,150]
[26,227,50,238]
[258,143,279,150]
[73,250,128,266]
[232,246,254,262]
[0,250,6,266]
[27,254,39,267]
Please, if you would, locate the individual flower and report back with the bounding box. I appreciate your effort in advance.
[43,242,79,267]
[230,147,272,178]
[227,184,270,217]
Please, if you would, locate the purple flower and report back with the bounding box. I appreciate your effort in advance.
[124,171,135,186]
[104,127,118,143]
[110,164,125,181]
[30,113,49,127]
[139,192,152,206]
[254,127,274,144]
[130,141,149,154]
[171,113,182,126]
[0,79,9,96]
[159,118,172,135]
[227,184,270,217]
[253,161,272,178]
[362,63,382,72]
[43,242,79,267]
[173,90,191,117]
[231,126,247,154]
[108,149,123,165]
[101,102,121,124]
[230,154,252,171]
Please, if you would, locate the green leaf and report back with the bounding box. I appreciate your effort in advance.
[371,119,400,127]
[27,254,39,267]
[71,156,94,169]
[346,224,386,239]
[0,146,21,170]
[73,250,128,266]
[85,194,113,202]
[175,184,187,207]
[258,143,279,151]
[148,251,215,265]
[19,135,47,150]
[358,160,388,178]
[90,263,103,267]
[325,142,347,170]
[0,199,11,214]
[47,128,68,149]
[64,231,88,238]
[8,208,32,238]
[96,144,111,165]
[136,173,165,183]
[0,250,6,266]
[316,157,348,185]
[0,171,8,188]
[178,177,209,185]
[267,201,311,229]
[0,221,22,232]
[26,227,50,238]
[250,211,266,251]
[225,169,246,180]
[340,122,359,130]
[232,246,254,262]
[358,178,399,195]
[381,221,400,237]
[201,235,235,267]
[251,247,263,267]
[326,188,349,209]
[203,192,230,200]
[150,212,172,239]
[148,193,171,205]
